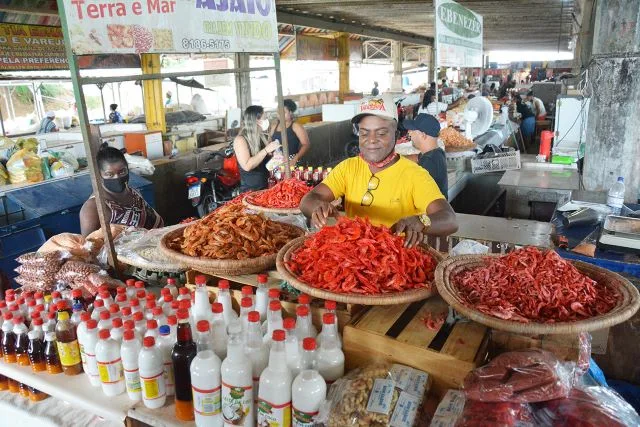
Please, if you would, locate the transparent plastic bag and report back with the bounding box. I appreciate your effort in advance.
[450,240,490,256]
[115,224,186,268]
[14,264,60,283]
[457,401,534,427]
[533,386,640,427]
[462,349,574,403]
[16,251,69,268]
[55,261,102,285]
[317,363,432,427]
[7,148,44,184]
[14,275,57,292]
[39,233,94,262]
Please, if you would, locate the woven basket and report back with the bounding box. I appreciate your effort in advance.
[445,144,476,153]
[435,254,640,334]
[243,192,302,215]
[159,223,304,276]
[276,236,444,305]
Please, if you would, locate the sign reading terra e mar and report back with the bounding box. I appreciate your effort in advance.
[60,0,278,55]
[435,0,483,68]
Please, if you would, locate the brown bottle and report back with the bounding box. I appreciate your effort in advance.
[28,386,48,402]
[44,332,63,374]
[28,330,46,372]
[171,309,197,421]
[1,312,16,363]
[19,382,29,398]
[0,375,8,391]
[55,311,82,375]
[13,316,30,367]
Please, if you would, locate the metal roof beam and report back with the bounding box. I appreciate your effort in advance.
[276,11,433,46]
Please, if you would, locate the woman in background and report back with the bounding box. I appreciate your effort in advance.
[270,99,311,166]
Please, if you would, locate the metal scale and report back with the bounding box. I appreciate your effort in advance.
[599,216,640,253]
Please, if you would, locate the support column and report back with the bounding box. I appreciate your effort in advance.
[234,53,252,111]
[582,0,640,201]
[390,41,403,92]
[140,53,165,133]
[336,32,350,103]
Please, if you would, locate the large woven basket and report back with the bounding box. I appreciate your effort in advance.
[276,236,444,305]
[159,223,305,276]
[243,192,302,215]
[435,254,640,334]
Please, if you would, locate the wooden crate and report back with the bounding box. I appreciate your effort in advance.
[489,330,583,362]
[343,297,489,398]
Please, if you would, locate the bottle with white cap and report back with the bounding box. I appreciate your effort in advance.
[120,329,142,402]
[316,319,344,385]
[191,320,222,426]
[258,329,292,427]
[294,305,317,342]
[156,325,175,396]
[221,323,254,427]
[263,300,283,346]
[283,318,302,378]
[317,312,341,349]
[193,275,212,323]
[210,303,227,361]
[95,329,125,396]
[292,338,326,427]
[138,336,167,409]
[244,311,268,405]
[254,274,269,322]
[216,280,238,326]
[82,319,101,386]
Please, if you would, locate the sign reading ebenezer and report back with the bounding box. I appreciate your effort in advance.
[435,0,483,68]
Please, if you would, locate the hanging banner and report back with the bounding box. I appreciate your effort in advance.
[435,0,483,68]
[0,24,68,71]
[59,0,278,55]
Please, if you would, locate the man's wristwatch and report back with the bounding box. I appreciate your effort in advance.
[418,214,432,231]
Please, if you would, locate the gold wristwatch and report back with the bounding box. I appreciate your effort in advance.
[418,214,432,231]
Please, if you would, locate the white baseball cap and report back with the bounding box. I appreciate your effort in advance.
[351,93,398,123]
[46,111,55,118]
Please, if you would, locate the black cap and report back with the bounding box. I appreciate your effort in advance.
[402,113,440,138]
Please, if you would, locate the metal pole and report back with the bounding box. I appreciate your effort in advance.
[56,0,118,271]
[274,52,291,178]
[97,83,107,122]
[0,104,5,137]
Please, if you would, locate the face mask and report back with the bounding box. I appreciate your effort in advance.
[259,119,269,132]
[103,174,129,193]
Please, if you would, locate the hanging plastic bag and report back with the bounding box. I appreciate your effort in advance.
[7,148,44,184]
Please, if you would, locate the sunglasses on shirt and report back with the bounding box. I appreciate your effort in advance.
[361,175,380,206]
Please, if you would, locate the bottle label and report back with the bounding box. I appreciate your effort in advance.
[192,384,221,416]
[79,343,87,365]
[56,340,81,367]
[292,406,318,427]
[390,364,429,398]
[85,352,99,377]
[258,398,291,427]
[221,381,252,425]
[366,378,395,415]
[97,358,123,384]
[124,368,142,393]
[141,371,166,400]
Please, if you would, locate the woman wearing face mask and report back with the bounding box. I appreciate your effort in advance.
[79,143,164,236]
[233,105,281,192]
[269,99,310,166]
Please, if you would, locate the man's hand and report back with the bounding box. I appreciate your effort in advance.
[310,202,338,229]
[391,216,426,248]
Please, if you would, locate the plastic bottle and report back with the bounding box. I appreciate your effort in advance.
[221,323,254,427]
[152,307,167,329]
[324,300,337,316]
[194,275,212,323]
[239,297,253,334]
[283,318,302,378]
[258,330,292,427]
[177,287,191,302]
[607,176,626,215]
[216,280,238,327]
[30,317,44,339]
[126,279,137,299]
[111,318,125,343]
[121,330,142,402]
[82,319,101,386]
[210,303,227,361]
[245,311,268,405]
[297,294,311,311]
[133,311,147,337]
[91,299,106,321]
[134,280,146,294]
[27,299,37,320]
[1,312,16,363]
[99,289,114,310]
[172,309,198,421]
[156,325,175,396]
[261,289,280,335]
[165,278,179,298]
[167,315,178,342]
[317,312,341,349]
[145,319,159,340]
[98,310,112,331]
[96,329,125,396]
[136,289,147,301]
[317,324,344,385]
[191,321,223,426]
[291,338,326,427]
[145,299,157,321]
[55,311,83,375]
[71,289,87,312]
[14,316,30,366]
[255,275,269,322]
[70,304,85,328]
[45,311,57,334]
[121,306,133,322]
[139,336,167,409]
[109,304,122,320]
[27,330,46,372]
[129,298,142,315]
[263,300,283,346]
[294,306,317,342]
[44,332,63,374]
[115,294,128,308]
[162,294,174,316]
[241,286,254,307]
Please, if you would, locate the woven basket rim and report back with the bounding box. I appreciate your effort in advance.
[434,254,640,334]
[276,236,444,305]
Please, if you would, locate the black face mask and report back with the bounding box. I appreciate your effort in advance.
[103,174,129,193]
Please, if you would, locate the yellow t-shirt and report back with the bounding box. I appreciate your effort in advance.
[322,156,444,228]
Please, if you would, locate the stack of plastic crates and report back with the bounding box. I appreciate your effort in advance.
[471,150,521,174]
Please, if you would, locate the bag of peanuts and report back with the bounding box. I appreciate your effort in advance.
[13,275,57,293]
[318,363,432,427]
[39,233,94,262]
[55,260,102,285]
[16,250,69,269]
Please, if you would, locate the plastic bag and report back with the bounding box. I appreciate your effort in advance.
[50,160,75,178]
[16,251,69,268]
[124,153,155,176]
[463,349,574,403]
[318,363,432,427]
[265,144,284,172]
[14,264,60,283]
[55,261,101,284]
[0,163,8,186]
[13,275,57,292]
[85,224,128,255]
[39,233,94,262]
[115,224,187,268]
[7,148,44,184]
[450,239,490,256]
[575,332,591,379]
[457,401,534,427]
[49,150,79,171]
[533,386,640,427]
[430,389,466,427]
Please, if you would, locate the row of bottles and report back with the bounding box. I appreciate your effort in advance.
[268,166,333,188]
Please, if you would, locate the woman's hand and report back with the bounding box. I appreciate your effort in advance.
[265,140,281,154]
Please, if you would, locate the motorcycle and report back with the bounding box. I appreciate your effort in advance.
[185,145,240,217]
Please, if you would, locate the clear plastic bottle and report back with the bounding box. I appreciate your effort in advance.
[177,287,191,302]
[607,176,626,215]
[167,315,178,342]
[216,280,238,326]
[121,330,142,402]
[55,311,82,375]
[98,310,112,331]
[91,299,106,321]
[109,304,122,320]
[27,330,46,372]
[129,298,142,316]
[121,306,133,322]
[96,329,125,396]
[115,293,128,308]
[317,325,344,385]
[210,303,227,361]
[139,336,167,409]
[297,294,311,311]
[263,300,283,346]
[83,319,101,386]
[283,317,302,378]
[125,279,137,299]
[241,286,254,308]
[71,289,87,312]
[98,289,114,310]
[145,319,159,340]
[156,325,175,396]
[162,294,174,316]
[221,323,254,427]
[191,321,222,426]
[145,299,157,321]
[294,305,317,342]
[172,309,198,421]
[317,312,341,349]
[165,278,179,299]
[324,300,337,316]
[245,311,268,405]
[157,288,171,306]
[133,311,147,337]
[45,311,57,334]
[194,275,212,323]
[291,338,326,427]
[258,330,292,427]
[152,307,167,329]
[27,299,37,320]
[255,274,269,322]
[111,318,125,343]
[261,288,281,335]
[14,316,30,366]
[239,297,253,334]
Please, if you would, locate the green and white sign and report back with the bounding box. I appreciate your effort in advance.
[435,0,483,67]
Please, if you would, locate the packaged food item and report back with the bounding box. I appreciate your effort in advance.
[7,148,44,184]
[16,250,68,268]
[0,163,9,186]
[457,401,534,427]
[14,263,59,283]
[319,363,431,427]
[463,349,574,403]
[55,261,102,284]
[13,275,56,292]
[430,389,466,427]
[85,224,128,254]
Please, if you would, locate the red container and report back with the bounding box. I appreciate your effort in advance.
[540,130,553,160]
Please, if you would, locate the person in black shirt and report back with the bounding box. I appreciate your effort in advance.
[402,114,448,199]
[513,94,536,148]
[371,81,380,96]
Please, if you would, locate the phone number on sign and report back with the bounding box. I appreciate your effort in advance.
[181,38,231,50]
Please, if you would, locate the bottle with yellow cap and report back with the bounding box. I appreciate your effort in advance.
[55,311,83,375]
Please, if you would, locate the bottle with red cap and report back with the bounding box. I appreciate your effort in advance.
[316,313,344,385]
[241,286,255,306]
[221,322,254,427]
[56,310,83,375]
[239,297,254,334]
[216,280,237,327]
[156,325,175,397]
[30,317,44,340]
[83,319,101,386]
[14,316,30,366]
[98,289,114,310]
[34,292,45,309]
[255,274,269,322]
[245,311,268,405]
[134,280,146,292]
[172,309,197,420]
[76,312,91,374]
[191,320,222,426]
[44,332,63,375]
[45,311,57,334]
[161,294,174,317]
[177,287,190,302]
[96,329,125,396]
[133,311,147,337]
[263,301,284,346]
[121,306,133,322]
[27,329,46,372]
[111,318,125,343]
[109,303,122,319]
[297,294,311,311]
[283,318,302,378]
[91,299,106,321]
[156,288,170,306]
[129,298,142,315]
[167,315,178,342]
[165,278,179,299]
[194,275,212,324]
[98,310,112,331]
[291,338,326,427]
[150,306,166,329]
[27,299,37,320]
[317,312,341,349]
[261,288,281,335]
[210,303,227,361]
[1,312,15,363]
[145,319,159,340]
[258,329,292,427]
[125,279,137,299]
[136,290,147,300]
[115,293,128,308]
[17,296,28,320]
[294,305,317,342]
[56,300,72,318]
[120,329,142,402]
[139,336,167,409]
[145,298,157,321]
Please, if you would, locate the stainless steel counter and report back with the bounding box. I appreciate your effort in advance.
[453,213,553,248]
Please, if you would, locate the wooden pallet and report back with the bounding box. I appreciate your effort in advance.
[343,297,489,397]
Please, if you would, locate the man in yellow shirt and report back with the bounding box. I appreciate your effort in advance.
[300,94,458,247]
